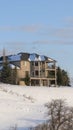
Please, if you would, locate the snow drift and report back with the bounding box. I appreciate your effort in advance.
[0,84,73,130]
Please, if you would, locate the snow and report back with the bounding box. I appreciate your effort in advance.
[38,55,45,61]
[0,84,73,130]
[9,64,20,69]
[0,64,20,70]
[29,54,38,61]
[8,54,21,61]
[48,58,53,62]
[0,53,54,63]
[29,54,46,61]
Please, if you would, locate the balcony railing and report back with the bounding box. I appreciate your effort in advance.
[47,75,55,78]
[30,74,45,78]
[30,74,56,79]
[46,66,55,70]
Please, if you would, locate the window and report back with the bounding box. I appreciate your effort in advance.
[35,62,38,66]
[32,71,34,76]
[31,62,34,65]
[35,70,39,76]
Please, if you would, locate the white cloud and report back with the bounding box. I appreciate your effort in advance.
[64,16,73,24]
[0,24,42,33]
[1,20,73,45]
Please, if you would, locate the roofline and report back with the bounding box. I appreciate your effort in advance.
[0,52,56,62]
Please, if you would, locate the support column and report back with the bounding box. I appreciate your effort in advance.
[40,79,42,86]
[39,62,40,78]
[34,61,35,77]
[54,62,57,87]
[45,61,47,77]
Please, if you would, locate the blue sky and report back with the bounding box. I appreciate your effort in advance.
[0,0,73,77]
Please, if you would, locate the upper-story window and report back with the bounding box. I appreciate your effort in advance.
[35,62,38,66]
[32,62,34,66]
[35,70,39,76]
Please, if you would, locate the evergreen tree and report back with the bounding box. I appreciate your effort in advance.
[57,66,70,86]
[57,67,63,86]
[24,72,30,86]
[11,66,17,85]
[1,61,12,84]
[62,69,70,86]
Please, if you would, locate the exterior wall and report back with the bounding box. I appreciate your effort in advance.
[19,81,26,86]
[16,60,56,86]
[18,61,30,78]
[17,61,30,85]
[30,61,57,86]
[30,61,48,78]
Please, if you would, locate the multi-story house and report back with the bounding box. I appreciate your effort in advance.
[0,52,57,86]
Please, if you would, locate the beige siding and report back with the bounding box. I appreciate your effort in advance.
[17,61,30,79]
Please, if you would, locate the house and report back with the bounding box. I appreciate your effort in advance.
[0,52,57,86]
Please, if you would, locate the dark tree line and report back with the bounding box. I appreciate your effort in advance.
[57,66,70,86]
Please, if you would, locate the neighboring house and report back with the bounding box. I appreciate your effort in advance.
[0,52,57,86]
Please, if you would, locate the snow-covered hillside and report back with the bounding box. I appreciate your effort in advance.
[0,84,73,130]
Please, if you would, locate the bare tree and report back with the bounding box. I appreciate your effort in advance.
[45,99,73,130]
[33,99,73,130]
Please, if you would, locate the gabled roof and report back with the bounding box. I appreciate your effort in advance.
[0,52,56,63]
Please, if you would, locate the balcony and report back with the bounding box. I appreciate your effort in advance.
[48,74,55,78]
[46,65,56,70]
[30,74,45,78]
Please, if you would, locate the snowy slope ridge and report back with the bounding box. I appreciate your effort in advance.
[0,84,73,130]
